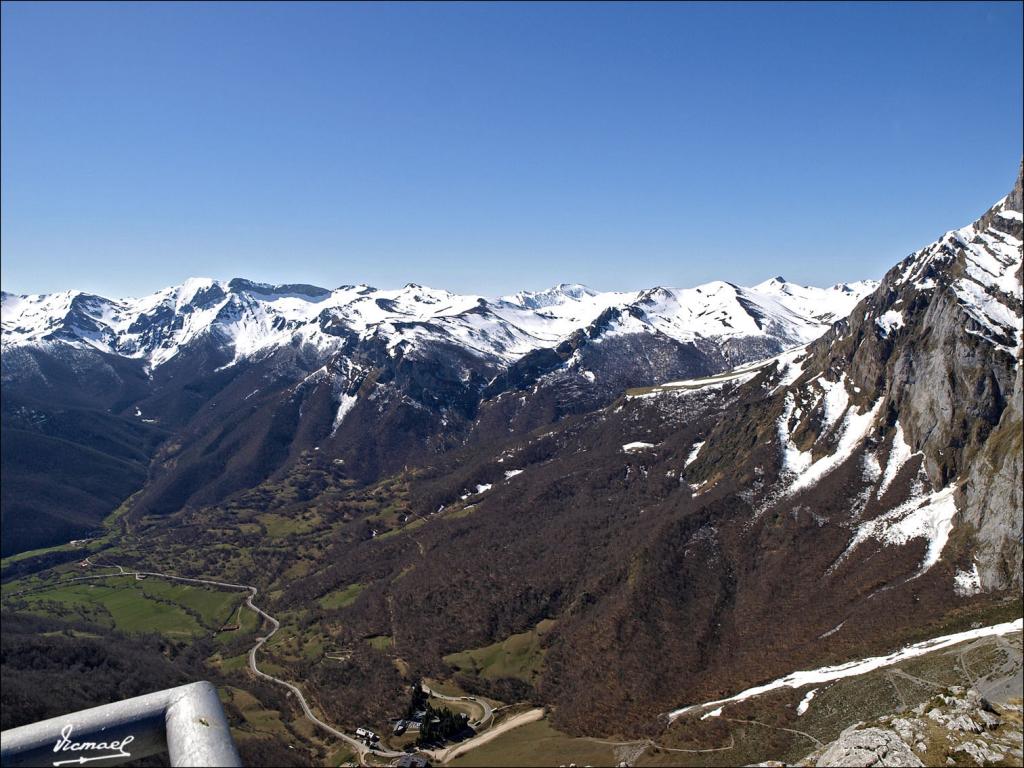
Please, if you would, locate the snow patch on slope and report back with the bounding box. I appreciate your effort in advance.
[954,564,982,597]
[778,393,812,476]
[667,618,1024,722]
[842,484,960,573]
[622,441,655,453]
[330,394,358,436]
[878,422,917,498]
[780,378,883,495]
[796,688,818,716]
[876,309,905,335]
[685,441,706,467]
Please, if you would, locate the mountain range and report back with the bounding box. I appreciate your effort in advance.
[2,276,874,367]
[0,162,1020,766]
[1,273,876,554]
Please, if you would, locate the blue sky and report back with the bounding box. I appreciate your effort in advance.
[2,1,1022,298]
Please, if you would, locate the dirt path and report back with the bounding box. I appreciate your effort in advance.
[425,707,545,764]
[958,644,980,689]
[889,667,943,690]
[885,670,910,710]
[720,716,823,747]
[583,733,737,755]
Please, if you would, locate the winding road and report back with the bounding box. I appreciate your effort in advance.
[6,560,549,765]
[421,683,494,728]
[10,562,403,766]
[237,585,407,765]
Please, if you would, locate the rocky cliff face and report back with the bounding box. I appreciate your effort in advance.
[829,163,1024,589]
[689,163,1023,592]
[955,166,1024,590]
[960,363,1023,590]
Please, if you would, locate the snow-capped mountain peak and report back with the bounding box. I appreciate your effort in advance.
[887,177,1023,358]
[753,275,879,324]
[2,274,878,369]
[501,282,600,310]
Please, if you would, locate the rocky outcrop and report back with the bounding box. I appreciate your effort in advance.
[798,687,1024,768]
[805,726,924,767]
